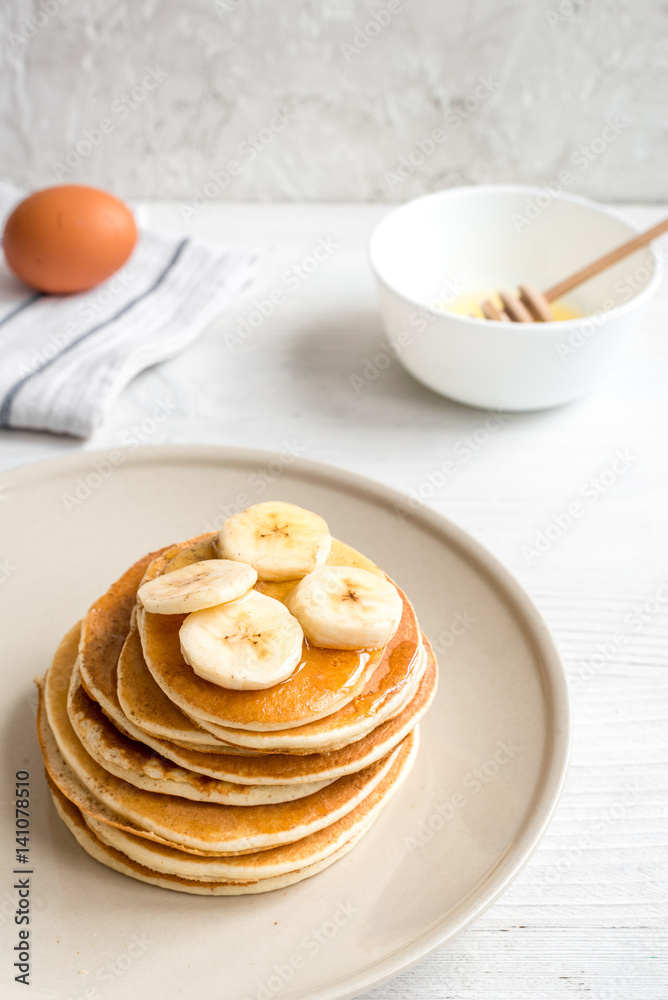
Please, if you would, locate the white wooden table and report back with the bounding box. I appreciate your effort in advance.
[1,202,666,1000]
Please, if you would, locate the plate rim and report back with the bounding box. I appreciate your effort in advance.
[1,443,571,1000]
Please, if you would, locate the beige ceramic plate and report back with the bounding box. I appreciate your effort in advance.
[0,445,569,1000]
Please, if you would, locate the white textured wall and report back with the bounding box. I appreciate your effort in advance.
[2,0,668,202]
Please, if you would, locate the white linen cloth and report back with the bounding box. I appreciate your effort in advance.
[0,185,257,437]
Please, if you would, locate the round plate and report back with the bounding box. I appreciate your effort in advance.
[0,445,569,1000]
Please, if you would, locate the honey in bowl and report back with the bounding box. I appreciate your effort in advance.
[445,289,581,321]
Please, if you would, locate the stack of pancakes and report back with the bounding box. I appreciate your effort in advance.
[37,530,437,894]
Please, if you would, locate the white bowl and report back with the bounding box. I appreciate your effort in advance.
[369,185,663,410]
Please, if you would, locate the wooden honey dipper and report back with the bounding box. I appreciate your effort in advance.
[478,216,668,322]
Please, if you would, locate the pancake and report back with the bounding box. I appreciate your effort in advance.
[37,507,436,894]
[86,811,376,884]
[39,674,404,854]
[76,537,232,751]
[78,537,423,755]
[187,635,426,753]
[97,637,437,784]
[81,733,417,881]
[120,612,426,756]
[55,626,333,806]
[77,546,168,715]
[75,647,436,783]
[123,595,426,756]
[138,535,421,731]
[117,626,227,748]
[49,782,373,895]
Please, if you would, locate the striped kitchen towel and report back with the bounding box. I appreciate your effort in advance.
[0,185,257,437]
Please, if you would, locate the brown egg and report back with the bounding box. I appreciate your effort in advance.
[2,185,138,294]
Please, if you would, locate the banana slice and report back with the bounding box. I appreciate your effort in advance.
[285,566,403,650]
[137,559,257,615]
[217,501,331,581]
[179,590,304,690]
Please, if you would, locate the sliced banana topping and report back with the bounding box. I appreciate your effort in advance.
[179,590,304,690]
[217,501,331,581]
[137,559,257,615]
[285,565,403,650]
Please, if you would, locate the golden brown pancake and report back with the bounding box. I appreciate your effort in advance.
[117,626,225,748]
[80,733,416,882]
[77,537,424,757]
[54,626,333,805]
[77,546,168,717]
[123,607,426,753]
[100,637,436,784]
[186,635,426,753]
[77,538,225,751]
[39,668,405,854]
[49,779,399,894]
[37,516,436,894]
[137,535,421,731]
